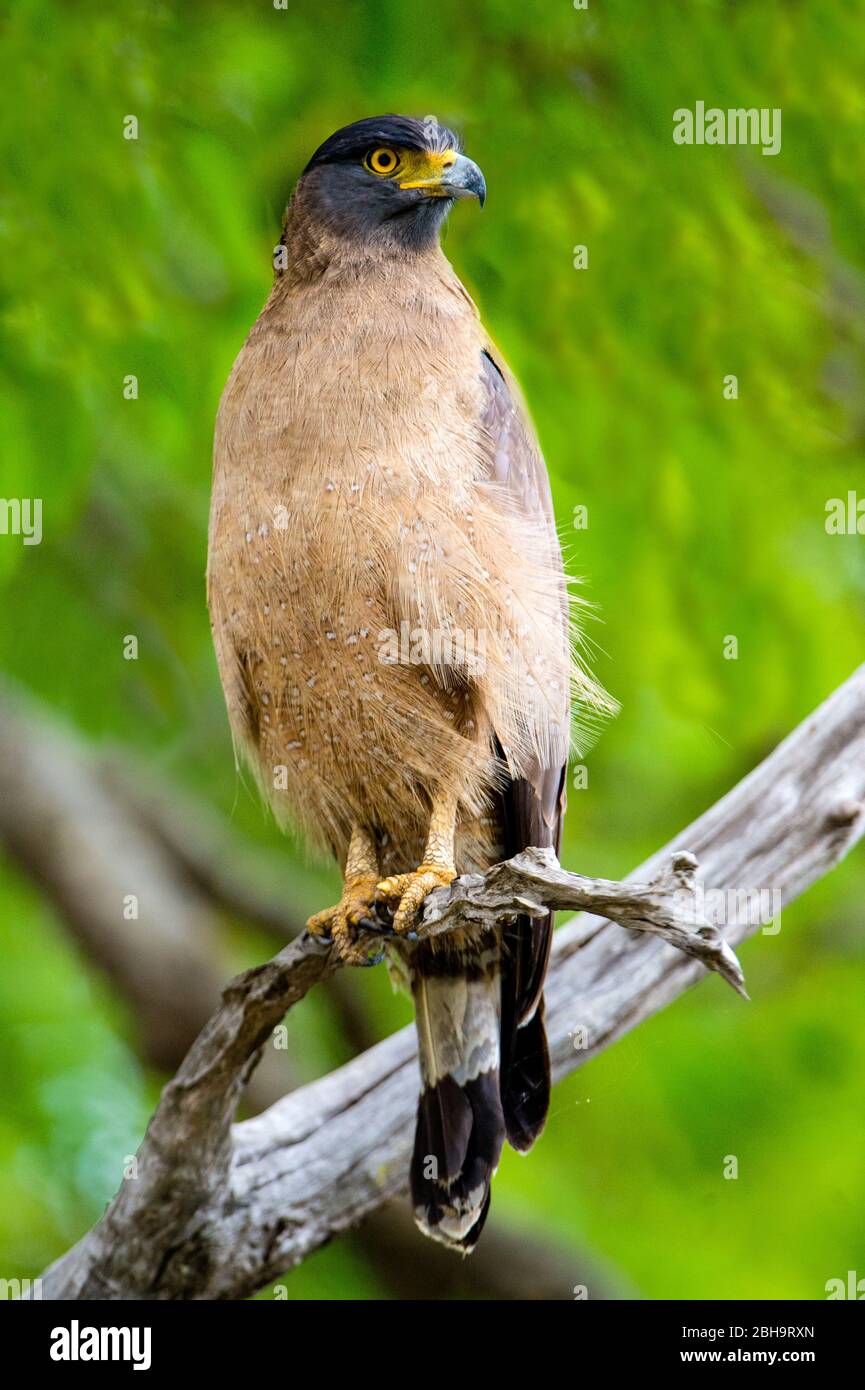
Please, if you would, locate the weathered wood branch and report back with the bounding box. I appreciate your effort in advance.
[420,846,748,993]
[37,666,865,1299]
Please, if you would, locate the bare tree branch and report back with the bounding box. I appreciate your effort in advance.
[36,665,865,1299]
[419,846,748,993]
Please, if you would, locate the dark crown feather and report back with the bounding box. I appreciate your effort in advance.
[305,114,462,170]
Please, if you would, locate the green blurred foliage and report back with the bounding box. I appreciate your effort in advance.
[1,0,863,1299]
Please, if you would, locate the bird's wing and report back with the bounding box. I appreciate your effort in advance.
[478,345,569,852]
[477,345,568,1147]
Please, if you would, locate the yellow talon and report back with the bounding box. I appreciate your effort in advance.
[306,873,380,965]
[376,862,456,935]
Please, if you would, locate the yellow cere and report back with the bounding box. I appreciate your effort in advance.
[364,145,458,195]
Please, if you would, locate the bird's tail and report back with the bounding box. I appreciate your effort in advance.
[409,935,505,1251]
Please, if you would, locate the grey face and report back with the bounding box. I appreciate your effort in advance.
[298,115,486,251]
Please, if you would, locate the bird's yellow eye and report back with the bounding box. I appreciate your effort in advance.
[365,146,400,176]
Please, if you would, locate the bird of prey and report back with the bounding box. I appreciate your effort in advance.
[208,114,609,1250]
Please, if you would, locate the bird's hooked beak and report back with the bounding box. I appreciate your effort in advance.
[400,151,486,208]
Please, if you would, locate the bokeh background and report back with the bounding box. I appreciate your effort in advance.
[2,0,864,1299]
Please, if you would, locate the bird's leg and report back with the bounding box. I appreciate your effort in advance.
[306,825,380,965]
[376,790,458,935]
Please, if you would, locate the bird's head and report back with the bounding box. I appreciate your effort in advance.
[295,114,486,252]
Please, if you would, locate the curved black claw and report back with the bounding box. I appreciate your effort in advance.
[357,912,400,937]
